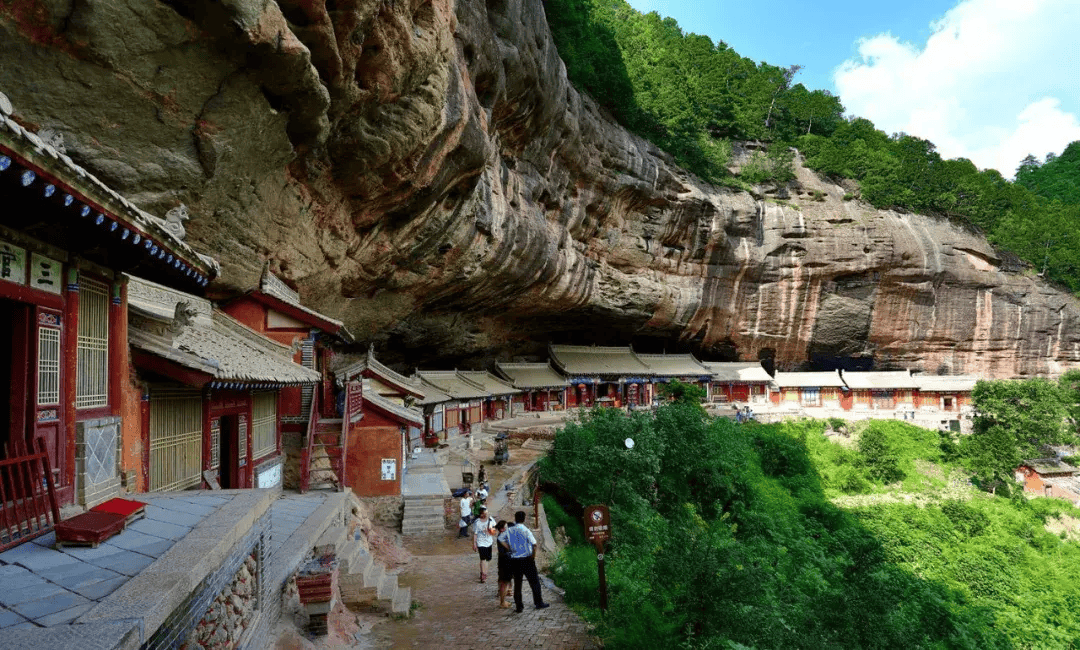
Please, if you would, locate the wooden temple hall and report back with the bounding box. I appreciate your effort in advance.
[0,96,218,515]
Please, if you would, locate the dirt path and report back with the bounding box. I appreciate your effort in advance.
[375,529,597,649]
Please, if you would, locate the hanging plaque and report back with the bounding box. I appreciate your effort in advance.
[30,253,62,294]
[0,240,27,285]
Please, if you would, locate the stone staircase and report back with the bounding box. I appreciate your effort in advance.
[304,417,344,491]
[315,524,412,616]
[401,495,448,536]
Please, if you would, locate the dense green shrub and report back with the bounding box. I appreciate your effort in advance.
[541,399,1009,648]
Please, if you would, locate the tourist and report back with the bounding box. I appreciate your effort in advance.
[458,491,473,538]
[495,520,513,608]
[477,481,489,501]
[472,505,496,582]
[498,510,549,612]
[478,464,486,486]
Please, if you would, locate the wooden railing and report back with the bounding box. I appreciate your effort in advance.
[300,387,319,493]
[0,437,60,552]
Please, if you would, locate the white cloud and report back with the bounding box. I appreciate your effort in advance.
[834,0,1080,177]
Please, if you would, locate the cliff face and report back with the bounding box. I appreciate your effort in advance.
[2,0,1078,376]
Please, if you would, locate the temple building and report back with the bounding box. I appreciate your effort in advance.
[0,97,217,514]
[494,362,568,413]
[702,361,773,404]
[548,344,656,408]
[126,275,321,493]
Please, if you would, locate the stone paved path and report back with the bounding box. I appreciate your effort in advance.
[374,532,598,649]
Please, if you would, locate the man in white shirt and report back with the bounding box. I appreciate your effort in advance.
[472,505,496,582]
[497,510,549,612]
[458,491,473,538]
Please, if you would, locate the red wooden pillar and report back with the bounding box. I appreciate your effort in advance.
[60,266,79,505]
[140,388,151,493]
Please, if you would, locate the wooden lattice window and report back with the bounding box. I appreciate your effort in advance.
[149,388,203,491]
[251,391,278,460]
[37,326,61,405]
[209,418,221,470]
[76,278,109,409]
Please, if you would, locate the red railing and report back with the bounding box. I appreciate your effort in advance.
[300,388,319,493]
[0,437,60,552]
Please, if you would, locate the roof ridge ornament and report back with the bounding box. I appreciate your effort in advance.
[163,204,190,241]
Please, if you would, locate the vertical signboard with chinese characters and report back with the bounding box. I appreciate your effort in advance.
[346,380,364,424]
[584,504,611,610]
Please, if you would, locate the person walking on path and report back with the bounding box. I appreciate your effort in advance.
[498,510,549,612]
[472,505,496,583]
[458,491,473,538]
[494,520,513,608]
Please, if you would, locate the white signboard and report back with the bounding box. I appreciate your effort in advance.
[256,461,282,489]
[381,458,397,481]
[0,240,26,285]
[29,253,62,295]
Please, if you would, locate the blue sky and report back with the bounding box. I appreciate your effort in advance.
[622,0,1080,177]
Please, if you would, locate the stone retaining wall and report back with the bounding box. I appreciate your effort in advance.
[143,511,270,650]
[363,495,403,529]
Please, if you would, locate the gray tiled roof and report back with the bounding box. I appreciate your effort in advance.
[127,275,320,385]
[701,362,773,383]
[912,374,979,392]
[412,378,453,406]
[0,95,218,280]
[841,370,918,390]
[458,371,521,396]
[416,371,490,400]
[772,371,845,388]
[549,344,652,376]
[258,265,348,335]
[635,353,712,377]
[495,362,569,389]
[1023,458,1078,476]
[339,347,425,398]
[365,392,424,426]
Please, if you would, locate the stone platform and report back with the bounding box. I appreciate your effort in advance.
[0,489,350,650]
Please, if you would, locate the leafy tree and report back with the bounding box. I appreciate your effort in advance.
[963,379,1071,493]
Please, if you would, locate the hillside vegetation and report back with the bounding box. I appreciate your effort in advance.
[544,0,1080,292]
[541,395,1080,648]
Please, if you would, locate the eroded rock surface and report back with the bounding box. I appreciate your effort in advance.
[2,0,1078,376]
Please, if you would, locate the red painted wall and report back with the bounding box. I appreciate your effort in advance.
[345,424,401,497]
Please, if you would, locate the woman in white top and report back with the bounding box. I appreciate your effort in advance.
[472,505,497,583]
[458,492,473,538]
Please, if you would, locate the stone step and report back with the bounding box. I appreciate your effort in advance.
[315,525,348,556]
[403,497,446,508]
[403,502,443,514]
[339,573,377,605]
[402,520,445,533]
[377,570,398,601]
[363,560,385,589]
[391,586,412,615]
[402,515,445,528]
[347,547,374,577]
[339,539,366,574]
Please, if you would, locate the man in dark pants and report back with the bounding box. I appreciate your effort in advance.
[498,510,549,612]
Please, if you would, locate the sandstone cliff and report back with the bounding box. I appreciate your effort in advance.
[2,0,1077,376]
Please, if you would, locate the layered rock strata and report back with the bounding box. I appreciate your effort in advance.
[1,0,1077,376]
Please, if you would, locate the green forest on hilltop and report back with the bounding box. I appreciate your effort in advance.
[543,0,1080,291]
[540,379,1080,648]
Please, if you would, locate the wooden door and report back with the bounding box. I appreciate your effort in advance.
[32,307,64,490]
[2,301,30,457]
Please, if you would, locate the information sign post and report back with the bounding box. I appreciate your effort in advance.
[584,504,611,610]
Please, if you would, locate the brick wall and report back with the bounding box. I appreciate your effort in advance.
[362,495,404,528]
